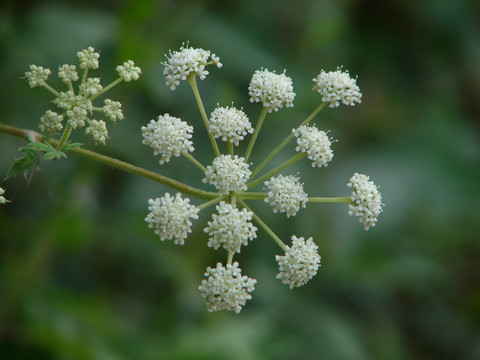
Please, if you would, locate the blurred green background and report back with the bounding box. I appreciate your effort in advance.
[1,0,479,359]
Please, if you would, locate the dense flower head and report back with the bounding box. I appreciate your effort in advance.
[203,155,251,195]
[347,173,383,230]
[116,60,142,82]
[77,47,100,69]
[0,187,7,205]
[141,114,194,164]
[80,78,103,97]
[276,236,321,289]
[58,64,79,83]
[293,125,334,167]
[85,120,108,145]
[248,69,295,112]
[25,65,51,88]
[198,262,256,313]
[103,99,124,122]
[264,175,308,217]
[208,105,253,146]
[39,110,63,133]
[145,193,199,245]
[53,91,93,130]
[204,202,257,253]
[313,67,362,108]
[162,43,222,90]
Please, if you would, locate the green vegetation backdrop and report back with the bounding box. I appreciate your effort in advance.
[1,0,479,359]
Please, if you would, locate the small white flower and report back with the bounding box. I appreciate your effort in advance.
[313,67,362,108]
[39,110,63,133]
[162,43,222,90]
[264,175,308,217]
[80,78,103,97]
[203,155,251,195]
[293,125,334,167]
[0,187,8,205]
[347,173,383,230]
[116,60,141,82]
[145,193,199,245]
[208,105,253,146]
[276,235,321,289]
[141,114,194,164]
[85,119,108,145]
[103,99,124,122]
[198,262,256,313]
[25,65,51,88]
[54,91,93,130]
[77,47,100,70]
[204,202,257,253]
[248,69,295,112]
[58,64,79,83]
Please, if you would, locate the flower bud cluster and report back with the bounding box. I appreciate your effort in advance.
[347,173,384,230]
[248,69,295,112]
[294,125,334,167]
[0,187,8,205]
[24,46,141,145]
[313,67,362,108]
[264,175,308,217]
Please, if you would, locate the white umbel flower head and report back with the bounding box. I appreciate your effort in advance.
[198,262,257,313]
[162,43,222,90]
[203,155,251,195]
[145,193,199,245]
[347,173,383,230]
[116,60,142,82]
[85,120,108,145]
[39,110,63,133]
[313,67,362,108]
[204,202,257,253]
[53,91,93,130]
[77,47,100,70]
[293,125,334,167]
[0,187,8,205]
[276,235,321,289]
[25,65,51,88]
[264,175,308,217]
[209,105,254,146]
[103,99,124,122]
[80,78,103,97]
[58,64,79,84]
[248,69,295,112]
[141,114,194,165]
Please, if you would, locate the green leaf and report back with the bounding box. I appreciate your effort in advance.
[5,146,42,183]
[43,150,66,160]
[62,142,83,151]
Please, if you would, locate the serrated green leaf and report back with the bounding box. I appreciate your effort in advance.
[5,146,41,182]
[43,150,66,160]
[29,141,55,152]
[62,142,83,151]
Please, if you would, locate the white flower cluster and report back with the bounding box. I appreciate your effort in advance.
[347,173,383,230]
[313,67,362,108]
[162,43,222,90]
[145,193,199,245]
[265,175,308,217]
[203,155,251,195]
[204,202,257,253]
[116,60,142,82]
[25,65,51,88]
[276,236,321,289]
[294,125,334,167]
[141,114,194,165]
[248,69,295,112]
[198,262,257,313]
[85,120,108,145]
[39,110,63,133]
[24,46,141,145]
[0,187,7,205]
[209,105,253,146]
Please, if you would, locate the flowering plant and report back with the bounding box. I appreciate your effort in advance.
[0,44,383,313]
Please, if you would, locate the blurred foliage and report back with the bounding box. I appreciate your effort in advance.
[1,0,480,359]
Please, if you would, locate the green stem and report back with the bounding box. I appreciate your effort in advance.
[237,192,267,200]
[187,75,220,157]
[250,102,327,178]
[56,124,72,150]
[239,200,286,251]
[79,68,89,96]
[227,251,234,265]
[0,123,217,200]
[42,83,60,97]
[181,151,207,173]
[89,78,123,101]
[308,196,352,204]
[248,152,306,189]
[228,141,233,156]
[244,107,268,162]
[198,195,226,211]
